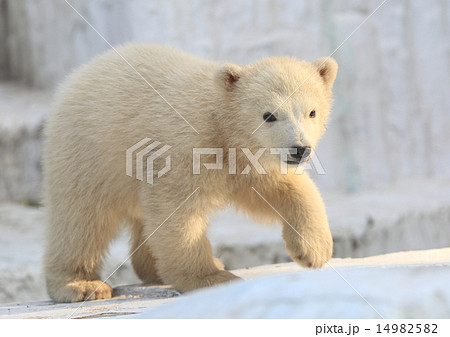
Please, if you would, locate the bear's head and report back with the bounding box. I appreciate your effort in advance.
[215,56,337,170]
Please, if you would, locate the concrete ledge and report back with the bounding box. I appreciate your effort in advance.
[209,178,450,268]
[113,284,179,299]
[0,83,50,202]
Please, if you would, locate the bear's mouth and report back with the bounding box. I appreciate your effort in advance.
[285,159,302,165]
[284,156,311,165]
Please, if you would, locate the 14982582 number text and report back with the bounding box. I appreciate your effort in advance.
[377,323,438,334]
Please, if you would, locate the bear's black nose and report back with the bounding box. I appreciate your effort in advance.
[292,146,311,161]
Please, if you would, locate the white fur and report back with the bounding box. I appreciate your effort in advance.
[43,43,337,302]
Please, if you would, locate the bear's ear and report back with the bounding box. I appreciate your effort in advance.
[313,57,338,91]
[214,63,242,92]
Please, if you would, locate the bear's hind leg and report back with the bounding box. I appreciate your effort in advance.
[44,208,120,303]
[146,211,239,292]
[130,218,226,285]
[130,219,163,284]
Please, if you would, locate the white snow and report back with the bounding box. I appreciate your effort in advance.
[135,249,450,319]
[136,253,450,319]
[1,248,448,319]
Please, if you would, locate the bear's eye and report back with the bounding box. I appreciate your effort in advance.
[309,110,316,118]
[263,112,277,123]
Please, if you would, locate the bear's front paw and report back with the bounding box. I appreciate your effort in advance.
[285,231,333,268]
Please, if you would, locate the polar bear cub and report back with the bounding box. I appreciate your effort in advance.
[43,43,337,302]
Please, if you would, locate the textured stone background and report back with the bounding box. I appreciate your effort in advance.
[0,0,449,201]
[0,1,449,306]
